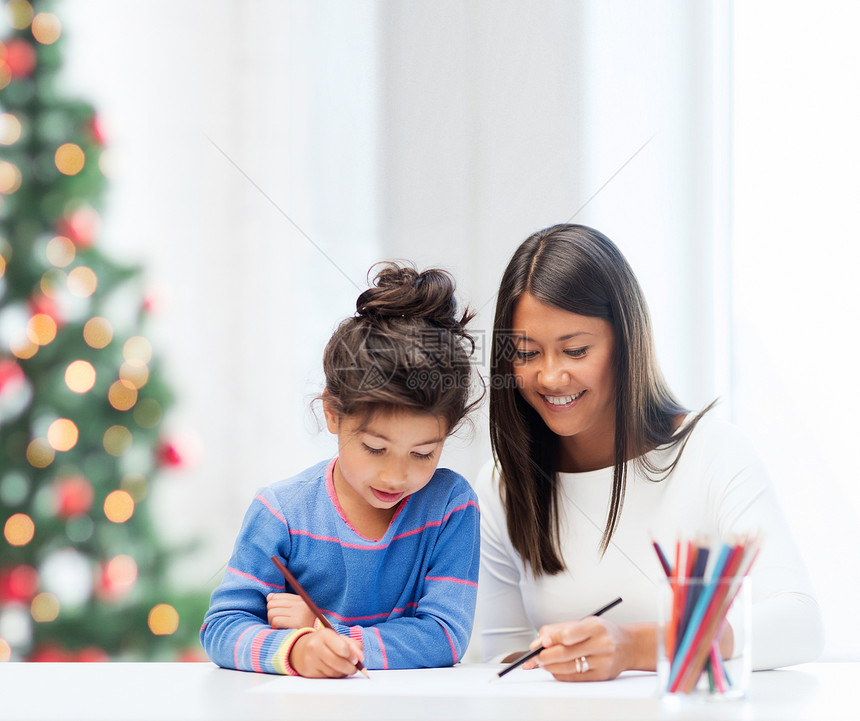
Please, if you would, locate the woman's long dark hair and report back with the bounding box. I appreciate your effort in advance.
[489,224,713,575]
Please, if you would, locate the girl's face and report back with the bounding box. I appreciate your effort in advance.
[510,292,616,468]
[324,405,447,518]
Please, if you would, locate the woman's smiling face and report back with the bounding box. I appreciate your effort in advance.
[511,292,616,469]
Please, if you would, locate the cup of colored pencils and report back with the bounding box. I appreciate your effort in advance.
[654,535,759,701]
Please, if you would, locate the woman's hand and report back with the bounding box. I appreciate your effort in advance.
[289,629,365,678]
[267,593,317,629]
[527,618,650,682]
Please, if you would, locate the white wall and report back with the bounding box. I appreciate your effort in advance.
[62,1,382,589]
[57,0,858,661]
[733,0,860,660]
[376,0,732,489]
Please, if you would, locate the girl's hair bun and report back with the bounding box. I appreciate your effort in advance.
[322,260,481,433]
[356,262,465,329]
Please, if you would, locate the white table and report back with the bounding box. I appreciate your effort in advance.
[0,661,855,720]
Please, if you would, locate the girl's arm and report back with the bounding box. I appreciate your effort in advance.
[200,489,362,677]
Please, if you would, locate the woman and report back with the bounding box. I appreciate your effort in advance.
[477,224,824,681]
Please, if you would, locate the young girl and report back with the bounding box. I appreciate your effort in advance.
[201,263,481,677]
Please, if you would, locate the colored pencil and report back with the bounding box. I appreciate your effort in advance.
[668,541,735,689]
[651,535,672,577]
[653,536,758,695]
[666,539,681,657]
[490,596,623,681]
[653,538,718,672]
[270,555,370,678]
[675,537,760,693]
[678,542,709,645]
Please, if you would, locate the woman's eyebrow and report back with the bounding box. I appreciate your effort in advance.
[513,331,594,342]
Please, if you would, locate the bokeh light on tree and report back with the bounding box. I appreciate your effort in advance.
[1,0,207,662]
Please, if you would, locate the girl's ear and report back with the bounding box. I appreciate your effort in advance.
[321,395,339,435]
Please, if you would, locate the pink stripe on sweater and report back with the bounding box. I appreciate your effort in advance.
[289,528,392,550]
[425,575,478,588]
[255,494,288,527]
[441,500,480,523]
[390,500,480,541]
[324,602,418,623]
[250,628,273,673]
[372,626,388,670]
[441,624,458,664]
[234,625,254,670]
[227,566,282,589]
[288,498,479,550]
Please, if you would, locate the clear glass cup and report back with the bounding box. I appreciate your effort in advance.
[657,576,752,702]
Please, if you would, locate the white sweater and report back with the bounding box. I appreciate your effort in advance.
[476,414,825,670]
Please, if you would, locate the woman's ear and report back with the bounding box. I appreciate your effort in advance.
[321,394,339,435]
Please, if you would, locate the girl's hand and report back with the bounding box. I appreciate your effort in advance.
[528,617,636,682]
[289,629,364,678]
[267,593,317,629]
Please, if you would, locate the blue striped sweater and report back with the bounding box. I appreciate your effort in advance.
[201,458,480,673]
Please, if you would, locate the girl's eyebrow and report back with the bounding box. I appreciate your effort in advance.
[363,431,445,446]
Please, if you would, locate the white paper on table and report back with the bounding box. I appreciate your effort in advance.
[252,665,657,698]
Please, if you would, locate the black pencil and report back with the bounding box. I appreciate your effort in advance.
[271,555,370,678]
[490,596,623,681]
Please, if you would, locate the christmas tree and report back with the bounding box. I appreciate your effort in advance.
[1,0,207,661]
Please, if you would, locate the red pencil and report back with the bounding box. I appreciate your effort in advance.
[666,540,682,657]
[651,536,672,577]
[271,555,370,678]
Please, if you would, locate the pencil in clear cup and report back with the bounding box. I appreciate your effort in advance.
[653,536,758,702]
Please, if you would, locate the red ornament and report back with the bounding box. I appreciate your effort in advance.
[142,289,163,315]
[157,440,183,468]
[28,293,64,326]
[3,39,37,77]
[177,648,208,662]
[9,566,39,601]
[74,646,110,662]
[88,115,107,146]
[96,556,136,601]
[28,645,70,662]
[55,476,94,518]
[0,565,39,602]
[95,566,113,601]
[0,358,25,395]
[57,206,101,248]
